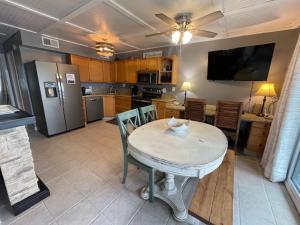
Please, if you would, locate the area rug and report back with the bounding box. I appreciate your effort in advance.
[106,118,118,125]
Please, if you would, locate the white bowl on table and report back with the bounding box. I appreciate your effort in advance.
[167,117,190,133]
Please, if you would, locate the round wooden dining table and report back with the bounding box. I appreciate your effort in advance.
[128,119,228,221]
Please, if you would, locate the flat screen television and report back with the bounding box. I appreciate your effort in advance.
[207,43,275,81]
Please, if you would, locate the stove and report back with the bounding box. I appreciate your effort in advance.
[132,87,162,109]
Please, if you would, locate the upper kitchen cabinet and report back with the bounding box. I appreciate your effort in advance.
[115,60,127,83]
[138,57,160,71]
[127,59,138,83]
[103,61,114,83]
[159,55,178,85]
[89,59,104,82]
[69,55,90,82]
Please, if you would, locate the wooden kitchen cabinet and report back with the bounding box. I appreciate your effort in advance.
[89,59,103,82]
[115,60,127,83]
[137,57,160,71]
[247,122,271,156]
[110,62,116,82]
[69,55,90,82]
[115,96,131,113]
[146,57,161,70]
[152,100,168,119]
[126,59,138,83]
[103,95,115,117]
[102,61,113,82]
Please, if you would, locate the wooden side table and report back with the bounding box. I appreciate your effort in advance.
[246,122,271,156]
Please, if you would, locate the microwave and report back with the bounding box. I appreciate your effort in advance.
[137,71,159,84]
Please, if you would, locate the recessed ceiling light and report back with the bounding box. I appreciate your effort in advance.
[0,21,37,33]
[65,22,97,34]
[0,32,7,36]
[41,34,90,48]
[4,0,59,21]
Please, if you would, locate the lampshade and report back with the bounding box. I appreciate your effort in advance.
[256,83,277,97]
[96,42,115,57]
[171,31,181,44]
[181,82,191,91]
[182,31,192,44]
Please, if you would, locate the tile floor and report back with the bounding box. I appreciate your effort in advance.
[0,120,300,225]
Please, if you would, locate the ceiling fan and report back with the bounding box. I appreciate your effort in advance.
[145,11,224,45]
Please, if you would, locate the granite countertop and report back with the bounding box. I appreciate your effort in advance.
[0,109,36,130]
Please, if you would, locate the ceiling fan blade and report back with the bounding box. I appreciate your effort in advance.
[155,13,177,26]
[192,10,224,26]
[145,29,174,37]
[193,30,218,38]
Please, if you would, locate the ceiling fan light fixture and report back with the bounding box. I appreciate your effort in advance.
[182,30,192,44]
[171,31,181,44]
[96,42,115,57]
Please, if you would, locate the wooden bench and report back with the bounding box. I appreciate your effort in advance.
[188,149,235,225]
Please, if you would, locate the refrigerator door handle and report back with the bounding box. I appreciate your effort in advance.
[59,74,65,100]
[56,73,63,105]
[55,73,62,105]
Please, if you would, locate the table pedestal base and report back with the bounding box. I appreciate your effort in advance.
[141,173,189,221]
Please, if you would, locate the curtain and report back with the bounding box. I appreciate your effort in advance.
[261,34,300,182]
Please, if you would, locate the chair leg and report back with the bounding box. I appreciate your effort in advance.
[149,169,155,202]
[122,157,128,184]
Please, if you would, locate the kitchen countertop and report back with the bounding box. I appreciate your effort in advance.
[152,98,176,103]
[82,93,133,98]
[0,110,36,130]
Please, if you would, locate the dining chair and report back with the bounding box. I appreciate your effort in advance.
[214,100,243,148]
[139,105,158,124]
[185,98,206,122]
[116,109,155,202]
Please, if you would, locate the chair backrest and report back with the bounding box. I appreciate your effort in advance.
[185,98,206,122]
[139,105,158,124]
[116,109,141,155]
[214,101,243,131]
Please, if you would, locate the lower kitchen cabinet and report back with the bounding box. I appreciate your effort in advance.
[103,96,115,117]
[115,96,131,114]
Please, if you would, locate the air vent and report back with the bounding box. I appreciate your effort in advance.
[42,36,59,48]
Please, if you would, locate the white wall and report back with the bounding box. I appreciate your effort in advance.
[176,29,299,110]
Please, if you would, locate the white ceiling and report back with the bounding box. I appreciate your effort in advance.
[0,0,299,53]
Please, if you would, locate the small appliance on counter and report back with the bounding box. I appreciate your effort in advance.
[82,87,92,95]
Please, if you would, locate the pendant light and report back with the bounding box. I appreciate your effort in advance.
[95,42,115,57]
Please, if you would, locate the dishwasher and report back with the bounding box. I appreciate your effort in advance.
[86,96,104,123]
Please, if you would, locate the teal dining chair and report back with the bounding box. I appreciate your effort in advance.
[116,109,155,202]
[139,105,158,124]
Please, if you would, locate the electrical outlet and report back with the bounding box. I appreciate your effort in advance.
[162,88,167,93]
[172,87,176,92]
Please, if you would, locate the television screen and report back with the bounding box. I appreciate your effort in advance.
[207,43,275,81]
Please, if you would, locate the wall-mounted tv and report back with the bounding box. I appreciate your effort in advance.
[207,43,275,81]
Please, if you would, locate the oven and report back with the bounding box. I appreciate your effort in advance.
[131,87,162,109]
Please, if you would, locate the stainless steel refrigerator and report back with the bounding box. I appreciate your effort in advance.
[25,61,84,136]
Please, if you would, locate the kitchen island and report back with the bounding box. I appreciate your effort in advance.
[0,106,49,215]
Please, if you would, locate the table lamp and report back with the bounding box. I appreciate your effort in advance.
[256,83,277,117]
[181,81,191,106]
